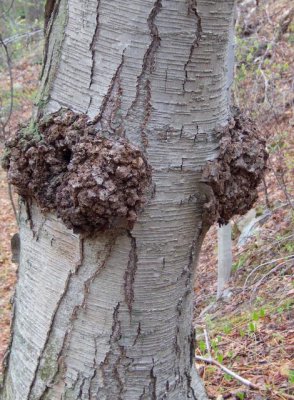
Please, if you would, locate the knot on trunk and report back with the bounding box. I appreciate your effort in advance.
[201,110,268,226]
[2,110,152,233]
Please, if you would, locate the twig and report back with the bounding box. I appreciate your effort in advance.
[0,0,14,19]
[276,393,294,400]
[0,33,14,140]
[204,327,212,359]
[262,175,271,209]
[8,183,19,226]
[267,156,294,211]
[2,29,43,45]
[243,254,294,290]
[195,355,262,390]
[251,259,293,300]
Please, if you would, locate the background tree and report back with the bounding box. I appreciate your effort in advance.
[0,0,267,399]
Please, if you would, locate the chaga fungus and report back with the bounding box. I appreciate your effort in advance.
[2,110,152,234]
[201,110,268,226]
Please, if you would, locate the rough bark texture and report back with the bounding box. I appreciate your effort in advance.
[201,110,268,226]
[3,110,152,233]
[1,0,238,399]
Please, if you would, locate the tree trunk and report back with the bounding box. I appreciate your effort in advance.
[217,223,233,299]
[1,0,235,399]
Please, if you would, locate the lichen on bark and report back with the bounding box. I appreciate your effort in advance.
[2,109,152,234]
[201,109,268,226]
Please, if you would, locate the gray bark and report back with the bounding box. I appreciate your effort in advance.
[1,0,235,399]
[217,223,233,299]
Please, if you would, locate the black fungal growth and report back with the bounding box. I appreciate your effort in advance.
[201,110,268,226]
[2,110,152,234]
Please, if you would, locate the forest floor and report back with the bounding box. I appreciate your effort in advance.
[0,0,293,399]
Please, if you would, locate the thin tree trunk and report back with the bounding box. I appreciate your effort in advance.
[217,223,233,299]
[1,0,235,398]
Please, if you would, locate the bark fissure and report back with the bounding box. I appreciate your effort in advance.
[149,363,157,400]
[183,0,202,90]
[37,236,116,398]
[39,0,68,113]
[93,49,126,132]
[125,0,162,148]
[42,0,61,80]
[124,232,138,314]
[185,371,197,400]
[97,303,133,399]
[26,269,74,399]
[87,0,101,111]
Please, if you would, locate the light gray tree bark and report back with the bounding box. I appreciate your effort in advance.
[217,223,233,299]
[1,0,235,399]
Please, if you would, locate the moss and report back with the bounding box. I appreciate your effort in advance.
[39,344,58,382]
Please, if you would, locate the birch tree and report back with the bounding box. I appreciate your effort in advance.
[1,0,267,399]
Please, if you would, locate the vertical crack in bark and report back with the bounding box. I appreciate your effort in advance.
[185,371,197,400]
[26,269,74,399]
[28,236,116,398]
[38,0,68,115]
[97,302,133,399]
[125,0,162,148]
[124,232,138,314]
[87,0,101,111]
[93,49,126,133]
[132,322,141,346]
[149,362,157,400]
[189,327,196,368]
[24,198,34,234]
[41,0,61,81]
[183,0,202,90]
[74,237,84,273]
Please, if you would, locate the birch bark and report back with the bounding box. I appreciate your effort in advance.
[1,0,235,399]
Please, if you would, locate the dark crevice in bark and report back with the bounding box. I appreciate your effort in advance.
[93,49,126,134]
[27,269,73,398]
[189,328,196,368]
[74,237,84,273]
[77,376,87,399]
[24,198,35,234]
[183,0,202,90]
[30,236,115,398]
[149,362,157,400]
[87,0,101,112]
[139,387,146,400]
[174,326,181,356]
[89,0,101,82]
[42,0,61,80]
[39,0,68,117]
[88,335,99,398]
[124,232,138,313]
[125,0,162,148]
[185,371,197,400]
[97,302,133,399]
[132,322,141,346]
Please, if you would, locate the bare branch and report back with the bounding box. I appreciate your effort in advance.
[195,355,262,390]
[243,254,294,290]
[0,0,14,19]
[0,33,13,140]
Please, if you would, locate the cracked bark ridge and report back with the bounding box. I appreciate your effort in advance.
[3,109,152,234]
[201,110,268,226]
